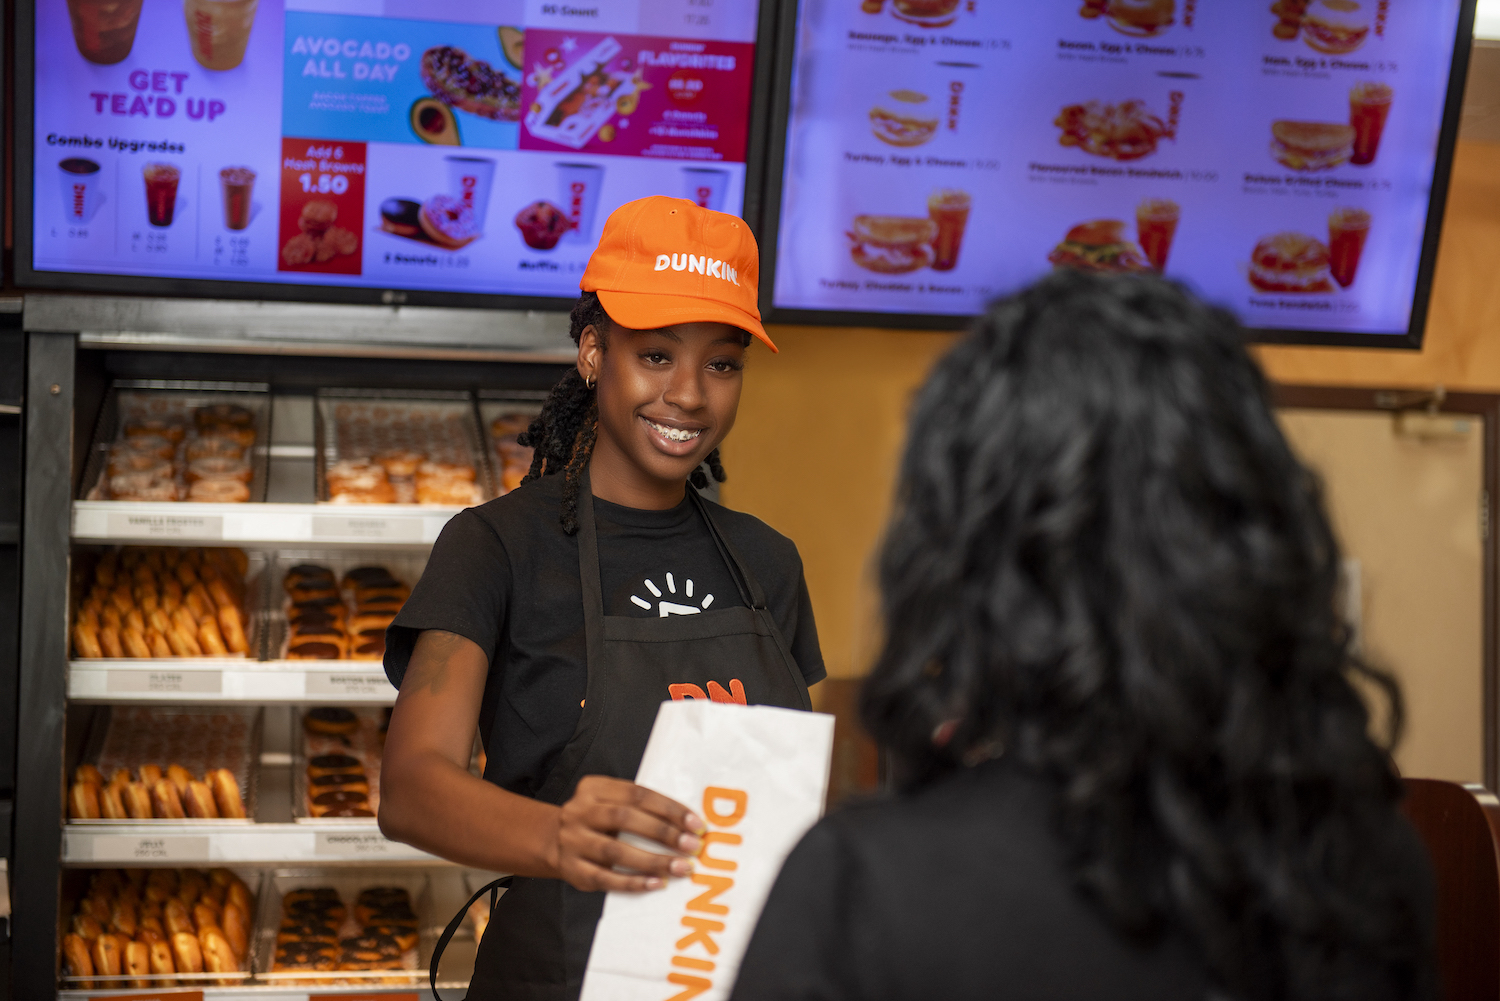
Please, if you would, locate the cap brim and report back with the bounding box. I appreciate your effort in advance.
[597,289,777,353]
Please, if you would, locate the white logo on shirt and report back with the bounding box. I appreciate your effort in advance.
[630,572,715,617]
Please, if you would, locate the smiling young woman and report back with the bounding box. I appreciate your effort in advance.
[376,196,825,1001]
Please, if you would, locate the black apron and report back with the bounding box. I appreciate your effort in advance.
[433,478,813,1000]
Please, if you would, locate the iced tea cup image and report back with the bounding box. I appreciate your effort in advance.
[1327,206,1371,288]
[219,167,255,230]
[143,163,182,228]
[891,0,961,28]
[66,0,144,64]
[1349,81,1393,165]
[927,188,971,272]
[184,0,259,71]
[1135,198,1180,272]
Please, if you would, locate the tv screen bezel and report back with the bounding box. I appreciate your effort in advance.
[13,0,781,313]
[754,0,1479,347]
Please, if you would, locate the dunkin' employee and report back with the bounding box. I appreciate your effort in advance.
[379,196,825,1000]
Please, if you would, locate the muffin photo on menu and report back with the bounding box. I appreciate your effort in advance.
[1078,0,1176,37]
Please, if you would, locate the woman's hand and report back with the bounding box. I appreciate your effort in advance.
[554,776,707,892]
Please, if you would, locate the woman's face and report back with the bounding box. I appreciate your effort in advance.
[580,320,747,490]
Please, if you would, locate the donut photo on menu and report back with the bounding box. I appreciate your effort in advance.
[377,194,482,251]
[1078,0,1176,37]
[1055,99,1171,161]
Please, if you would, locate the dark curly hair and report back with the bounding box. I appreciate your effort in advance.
[517,290,731,534]
[862,270,1434,1001]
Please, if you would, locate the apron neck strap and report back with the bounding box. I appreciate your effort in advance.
[688,486,767,611]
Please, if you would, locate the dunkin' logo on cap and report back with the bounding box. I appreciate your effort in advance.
[654,252,741,286]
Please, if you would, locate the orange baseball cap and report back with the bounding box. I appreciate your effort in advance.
[580,195,775,352]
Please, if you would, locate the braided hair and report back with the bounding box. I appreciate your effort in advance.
[517,290,730,534]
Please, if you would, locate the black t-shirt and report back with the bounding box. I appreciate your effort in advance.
[730,758,1213,1001]
[385,473,825,797]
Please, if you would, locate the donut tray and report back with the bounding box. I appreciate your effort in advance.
[266,549,427,665]
[313,388,494,504]
[79,380,273,504]
[58,866,266,988]
[477,390,547,497]
[72,706,264,826]
[291,706,389,824]
[69,546,272,663]
[250,868,435,986]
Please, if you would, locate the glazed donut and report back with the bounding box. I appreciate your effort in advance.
[375,449,425,477]
[198,619,229,656]
[109,472,178,501]
[170,605,199,635]
[186,435,244,462]
[307,754,363,778]
[188,478,251,503]
[146,629,173,657]
[166,626,203,658]
[152,780,187,820]
[124,939,150,983]
[119,433,175,459]
[195,403,254,430]
[138,918,166,942]
[63,933,94,978]
[304,707,359,736]
[418,460,475,482]
[72,913,103,940]
[171,931,204,974]
[178,870,206,905]
[205,578,236,611]
[75,763,106,786]
[185,586,212,621]
[70,781,102,819]
[73,623,104,659]
[416,478,479,506]
[122,627,152,658]
[226,881,253,917]
[148,939,176,975]
[184,780,220,819]
[100,783,128,819]
[167,764,193,796]
[193,901,222,932]
[138,764,164,787]
[221,901,249,958]
[329,482,398,504]
[200,927,238,974]
[146,610,173,638]
[217,606,249,654]
[123,782,153,819]
[134,586,159,614]
[123,607,146,635]
[164,898,194,936]
[110,899,137,938]
[186,457,252,484]
[92,932,124,977]
[209,768,247,819]
[174,561,200,588]
[107,452,173,479]
[99,627,125,659]
[125,418,186,443]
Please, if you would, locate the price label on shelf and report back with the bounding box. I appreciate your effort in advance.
[305,671,394,698]
[89,992,205,1001]
[311,514,423,542]
[105,512,224,540]
[322,993,418,1001]
[108,670,224,695]
[316,831,396,857]
[91,835,210,862]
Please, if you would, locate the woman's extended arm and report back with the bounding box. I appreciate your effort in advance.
[379,629,704,891]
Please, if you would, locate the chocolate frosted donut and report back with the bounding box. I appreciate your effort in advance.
[309,754,361,772]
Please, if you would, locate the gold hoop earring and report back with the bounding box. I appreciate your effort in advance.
[586,376,596,390]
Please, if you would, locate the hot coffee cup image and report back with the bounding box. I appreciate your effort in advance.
[143,163,182,228]
[184,0,259,71]
[682,169,730,213]
[445,156,496,233]
[555,163,604,243]
[66,0,144,65]
[59,158,105,225]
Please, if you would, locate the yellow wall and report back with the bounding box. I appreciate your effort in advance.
[726,139,1500,687]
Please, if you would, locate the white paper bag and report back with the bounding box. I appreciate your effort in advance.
[579,700,835,1001]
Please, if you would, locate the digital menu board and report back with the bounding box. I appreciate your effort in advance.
[23,0,764,304]
[766,0,1472,344]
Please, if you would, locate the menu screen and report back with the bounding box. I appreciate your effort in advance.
[770,0,1466,338]
[31,0,760,299]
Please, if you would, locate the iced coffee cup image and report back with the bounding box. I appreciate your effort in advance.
[59,158,105,225]
[143,163,182,228]
[682,169,730,213]
[1327,206,1371,288]
[1135,198,1179,272]
[445,157,496,233]
[184,0,259,71]
[926,188,971,272]
[556,163,604,243]
[219,166,256,230]
[67,0,144,64]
